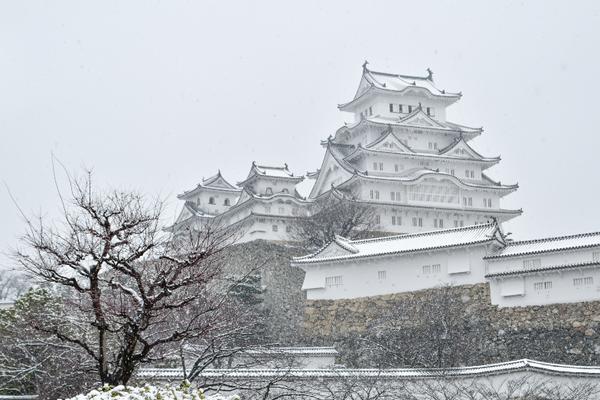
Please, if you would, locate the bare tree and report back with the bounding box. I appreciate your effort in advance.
[400,375,600,400]
[365,285,484,368]
[11,170,247,386]
[291,189,377,249]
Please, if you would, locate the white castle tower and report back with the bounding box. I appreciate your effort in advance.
[307,62,521,234]
[170,63,521,241]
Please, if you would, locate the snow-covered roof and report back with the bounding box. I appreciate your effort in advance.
[292,222,503,265]
[485,231,600,260]
[242,346,338,357]
[178,171,241,199]
[339,168,518,194]
[334,114,482,140]
[295,176,317,199]
[238,162,304,187]
[486,261,600,278]
[137,359,600,380]
[339,64,461,111]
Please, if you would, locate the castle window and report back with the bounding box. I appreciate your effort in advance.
[427,107,435,117]
[286,225,292,233]
[422,265,431,274]
[325,275,343,288]
[468,197,472,206]
[375,215,381,224]
[573,277,593,286]
[432,264,441,273]
[412,217,423,227]
[434,218,444,228]
[399,104,404,113]
[370,190,374,199]
[278,207,284,214]
[272,225,278,232]
[224,198,230,206]
[392,216,402,226]
[265,187,273,195]
[209,197,215,205]
[375,190,380,200]
[470,170,475,178]
[369,106,373,116]
[395,164,399,172]
[378,270,387,280]
[533,281,552,291]
[264,206,271,213]
[390,192,395,201]
[258,218,266,223]
[408,105,413,113]
[379,162,383,170]
[389,103,394,112]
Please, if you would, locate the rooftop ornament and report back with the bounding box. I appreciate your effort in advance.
[427,67,434,80]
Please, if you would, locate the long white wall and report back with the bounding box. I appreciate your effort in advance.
[300,245,489,300]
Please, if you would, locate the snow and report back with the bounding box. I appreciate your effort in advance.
[60,383,239,400]
[365,70,458,98]
[293,222,499,264]
[137,359,600,380]
[487,231,600,259]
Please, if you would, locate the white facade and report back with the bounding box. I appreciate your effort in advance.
[293,222,600,307]
[486,232,600,307]
[292,222,505,300]
[170,64,521,242]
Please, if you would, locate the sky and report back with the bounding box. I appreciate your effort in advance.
[1,0,599,269]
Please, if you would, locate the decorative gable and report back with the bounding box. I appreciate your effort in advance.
[315,240,356,259]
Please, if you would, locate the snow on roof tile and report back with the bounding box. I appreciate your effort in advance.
[137,359,600,380]
[293,222,502,265]
[486,231,600,259]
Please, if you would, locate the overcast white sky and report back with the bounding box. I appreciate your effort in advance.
[1,0,599,268]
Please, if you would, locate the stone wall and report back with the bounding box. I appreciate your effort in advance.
[221,242,600,365]
[220,240,306,344]
[302,283,600,365]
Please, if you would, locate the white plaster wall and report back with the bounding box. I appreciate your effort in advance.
[489,267,600,307]
[301,245,489,300]
[191,190,239,215]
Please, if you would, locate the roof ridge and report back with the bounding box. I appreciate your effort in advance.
[485,261,600,278]
[506,230,600,246]
[349,221,497,245]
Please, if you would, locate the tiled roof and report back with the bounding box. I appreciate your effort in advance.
[485,231,600,259]
[292,222,502,265]
[238,163,304,187]
[137,359,600,380]
[486,261,600,278]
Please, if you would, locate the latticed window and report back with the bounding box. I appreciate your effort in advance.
[534,281,552,291]
[573,277,593,286]
[408,183,459,204]
[325,276,343,287]
[378,270,387,280]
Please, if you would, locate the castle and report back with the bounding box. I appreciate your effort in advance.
[171,63,600,308]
